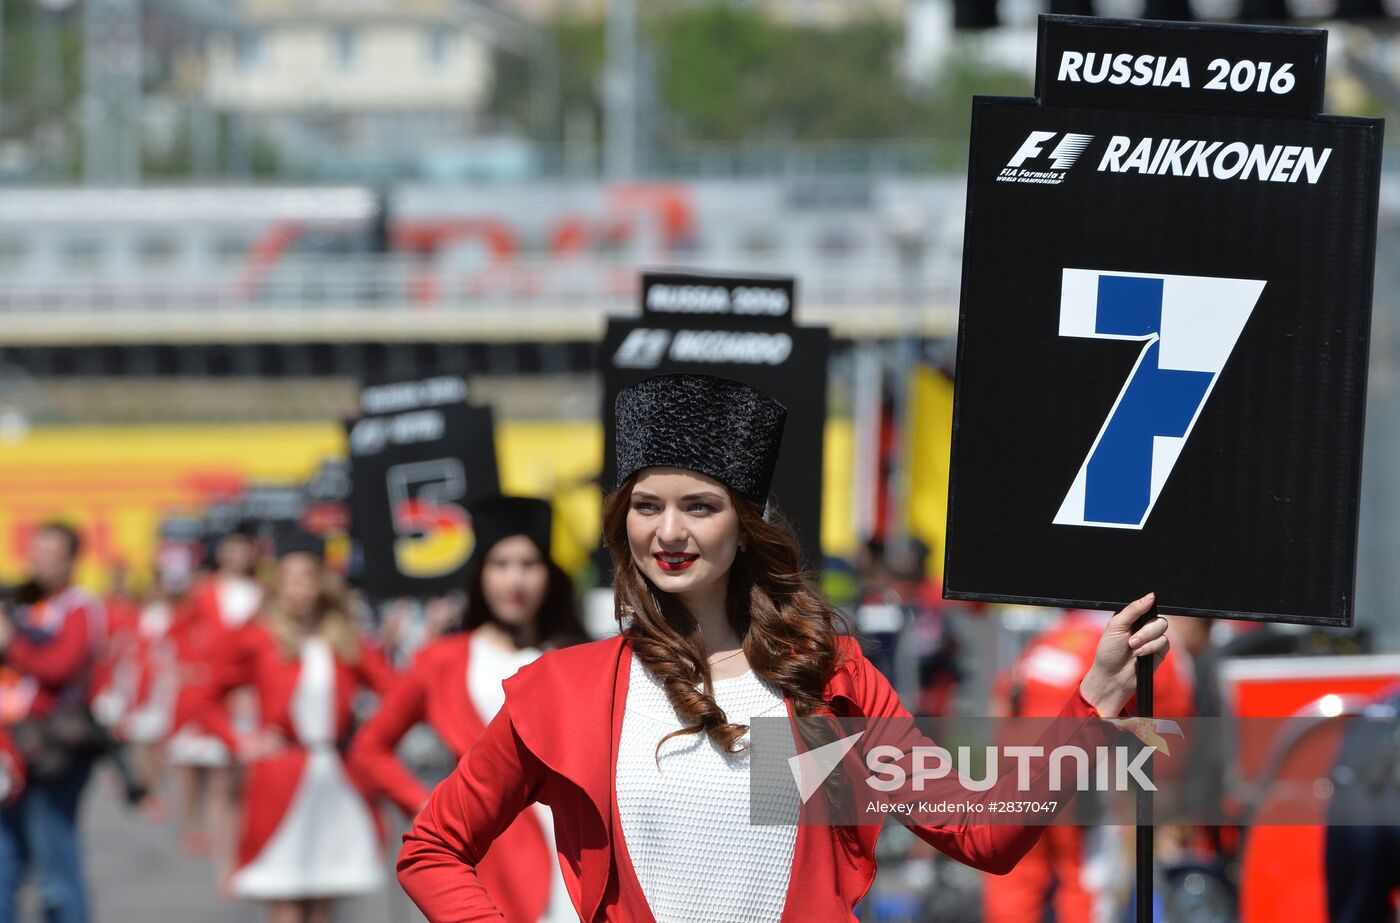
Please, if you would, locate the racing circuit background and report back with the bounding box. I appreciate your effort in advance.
[3,1,1400,921]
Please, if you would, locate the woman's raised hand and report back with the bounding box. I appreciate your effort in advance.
[1077,592,1170,717]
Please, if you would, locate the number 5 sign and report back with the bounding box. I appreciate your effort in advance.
[943,15,1382,627]
[348,388,500,599]
[387,459,474,579]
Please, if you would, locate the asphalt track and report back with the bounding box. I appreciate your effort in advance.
[28,766,425,923]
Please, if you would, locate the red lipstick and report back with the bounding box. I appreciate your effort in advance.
[654,552,699,572]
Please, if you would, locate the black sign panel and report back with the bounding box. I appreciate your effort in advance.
[1038,16,1326,118]
[348,388,499,599]
[601,271,830,570]
[242,484,304,530]
[945,16,1382,627]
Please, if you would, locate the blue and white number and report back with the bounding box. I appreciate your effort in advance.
[1053,269,1265,530]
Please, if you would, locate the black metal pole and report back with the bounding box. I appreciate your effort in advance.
[1134,603,1157,923]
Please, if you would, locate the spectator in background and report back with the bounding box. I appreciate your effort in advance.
[853,538,907,683]
[0,727,23,810]
[90,554,172,812]
[102,561,141,641]
[851,538,963,717]
[1324,682,1400,923]
[985,608,1195,923]
[121,547,199,817]
[92,562,141,710]
[1163,615,1237,865]
[168,523,262,873]
[0,522,106,923]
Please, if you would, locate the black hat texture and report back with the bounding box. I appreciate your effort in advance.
[274,527,325,561]
[226,519,259,540]
[469,495,553,563]
[614,373,787,503]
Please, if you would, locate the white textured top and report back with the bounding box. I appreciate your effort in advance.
[616,655,799,923]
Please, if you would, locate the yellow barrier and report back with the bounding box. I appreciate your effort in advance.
[0,424,344,589]
[0,398,954,590]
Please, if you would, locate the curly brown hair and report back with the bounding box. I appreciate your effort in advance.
[602,473,851,760]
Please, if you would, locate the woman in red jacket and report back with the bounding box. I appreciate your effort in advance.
[0,726,23,807]
[398,373,1171,923]
[197,531,394,923]
[169,523,263,865]
[349,494,587,923]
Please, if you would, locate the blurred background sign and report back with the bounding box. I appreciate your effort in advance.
[347,378,499,599]
[600,270,831,571]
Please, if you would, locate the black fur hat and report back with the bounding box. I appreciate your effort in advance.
[469,495,553,563]
[274,527,325,562]
[614,373,787,504]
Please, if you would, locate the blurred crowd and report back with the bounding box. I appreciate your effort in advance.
[0,511,1387,923]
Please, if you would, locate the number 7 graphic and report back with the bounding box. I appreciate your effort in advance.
[1053,269,1266,530]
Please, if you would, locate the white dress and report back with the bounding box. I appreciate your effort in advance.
[466,632,576,923]
[615,656,801,923]
[230,637,383,900]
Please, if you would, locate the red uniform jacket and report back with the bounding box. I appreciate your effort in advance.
[398,633,1112,922]
[994,610,1194,720]
[0,587,103,723]
[349,633,552,923]
[196,622,396,871]
[126,600,186,724]
[88,593,140,711]
[168,598,231,733]
[0,725,24,804]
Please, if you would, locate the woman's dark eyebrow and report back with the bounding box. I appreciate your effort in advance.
[629,490,724,503]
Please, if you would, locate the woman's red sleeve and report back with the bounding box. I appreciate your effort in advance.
[397,698,546,922]
[348,657,432,816]
[4,606,89,688]
[355,639,398,695]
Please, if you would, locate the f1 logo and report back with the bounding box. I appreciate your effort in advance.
[1007,131,1095,170]
[1054,269,1265,530]
[614,328,672,369]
